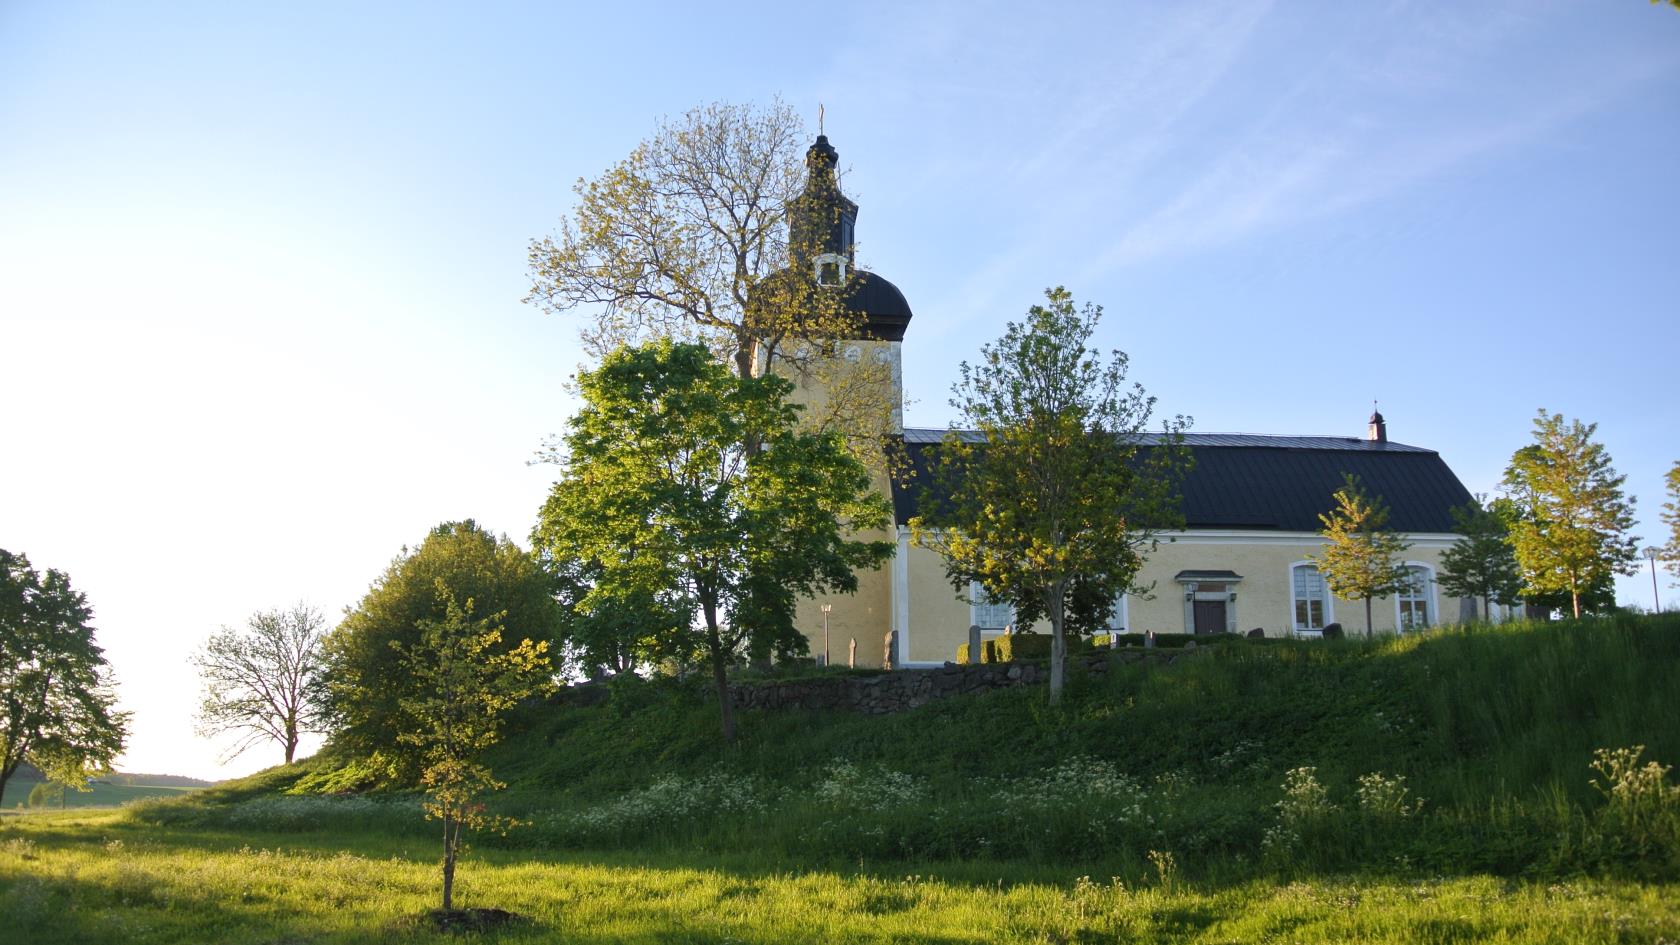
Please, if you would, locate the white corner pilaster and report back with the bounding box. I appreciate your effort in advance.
[893,525,911,665]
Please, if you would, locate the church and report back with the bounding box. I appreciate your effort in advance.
[776,134,1479,668]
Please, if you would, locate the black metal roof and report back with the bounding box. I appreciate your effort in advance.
[892,428,1474,533]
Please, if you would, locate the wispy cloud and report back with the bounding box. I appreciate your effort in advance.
[1091,47,1675,271]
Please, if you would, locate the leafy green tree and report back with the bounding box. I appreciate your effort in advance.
[322,521,562,772]
[910,287,1191,705]
[1437,497,1523,621]
[393,586,552,913]
[0,549,129,805]
[26,779,65,809]
[1662,460,1680,582]
[1500,410,1639,619]
[1313,474,1412,638]
[192,603,329,765]
[532,340,893,742]
[543,557,682,679]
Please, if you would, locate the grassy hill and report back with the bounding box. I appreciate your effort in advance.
[150,614,1680,878]
[7,615,1677,943]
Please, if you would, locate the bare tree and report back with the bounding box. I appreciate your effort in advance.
[526,101,901,470]
[193,603,328,764]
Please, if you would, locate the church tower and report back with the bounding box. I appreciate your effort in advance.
[772,132,914,668]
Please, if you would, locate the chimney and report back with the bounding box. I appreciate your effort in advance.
[1367,404,1387,444]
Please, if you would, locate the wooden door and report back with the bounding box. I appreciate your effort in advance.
[1193,600,1226,635]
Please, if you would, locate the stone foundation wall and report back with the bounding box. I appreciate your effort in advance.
[728,647,1197,715]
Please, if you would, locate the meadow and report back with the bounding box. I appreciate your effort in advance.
[3,615,1679,942]
[2,808,1676,944]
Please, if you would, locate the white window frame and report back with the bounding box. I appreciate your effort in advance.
[1394,562,1437,633]
[1288,561,1333,634]
[969,581,1013,631]
[813,252,848,286]
[1108,591,1130,632]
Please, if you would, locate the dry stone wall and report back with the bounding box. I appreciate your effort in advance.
[728,648,1197,715]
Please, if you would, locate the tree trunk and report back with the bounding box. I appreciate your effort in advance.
[441,812,456,911]
[1047,587,1066,706]
[0,762,14,809]
[284,726,297,765]
[702,599,737,744]
[1364,596,1374,639]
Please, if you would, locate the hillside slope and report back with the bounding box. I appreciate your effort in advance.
[172,615,1680,876]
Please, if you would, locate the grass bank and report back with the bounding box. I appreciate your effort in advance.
[160,615,1680,880]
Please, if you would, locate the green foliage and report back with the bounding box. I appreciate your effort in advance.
[912,287,1191,704]
[192,602,328,765]
[1662,460,1680,582]
[1089,632,1235,649]
[391,588,554,911]
[0,549,129,805]
[531,340,893,742]
[321,520,561,770]
[1501,410,1640,619]
[1438,497,1523,618]
[1313,474,1412,638]
[958,632,1091,663]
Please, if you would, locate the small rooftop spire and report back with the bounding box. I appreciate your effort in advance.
[818,102,824,136]
[1367,401,1387,444]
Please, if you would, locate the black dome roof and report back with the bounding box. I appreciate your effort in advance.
[752,266,914,342]
[847,270,912,342]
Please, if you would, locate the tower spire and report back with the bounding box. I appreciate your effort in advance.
[789,129,857,268]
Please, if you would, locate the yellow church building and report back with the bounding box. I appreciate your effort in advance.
[776,133,1481,668]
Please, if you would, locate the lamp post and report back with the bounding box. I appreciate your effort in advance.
[820,604,833,667]
[1644,547,1661,613]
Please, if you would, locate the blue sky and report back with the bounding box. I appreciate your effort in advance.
[2,1,1677,779]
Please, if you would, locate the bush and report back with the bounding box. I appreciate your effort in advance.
[960,633,1089,663]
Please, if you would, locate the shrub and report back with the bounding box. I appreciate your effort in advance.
[1089,633,1232,649]
[986,633,1087,663]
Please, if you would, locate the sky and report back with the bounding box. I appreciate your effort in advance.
[2,1,1677,781]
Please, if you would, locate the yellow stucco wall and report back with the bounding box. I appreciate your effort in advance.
[833,532,1471,667]
[780,340,903,669]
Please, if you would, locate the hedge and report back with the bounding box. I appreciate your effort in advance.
[1089,632,1237,649]
[956,633,1089,664]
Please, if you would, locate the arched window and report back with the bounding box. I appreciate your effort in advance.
[970,581,1012,631]
[1291,563,1329,631]
[1397,565,1435,631]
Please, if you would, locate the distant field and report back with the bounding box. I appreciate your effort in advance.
[1,781,201,811]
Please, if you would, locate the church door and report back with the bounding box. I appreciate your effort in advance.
[1192,600,1226,635]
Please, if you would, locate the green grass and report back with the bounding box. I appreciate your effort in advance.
[2,808,1676,944]
[130,615,1680,880]
[7,616,1675,941]
[481,613,1680,809]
